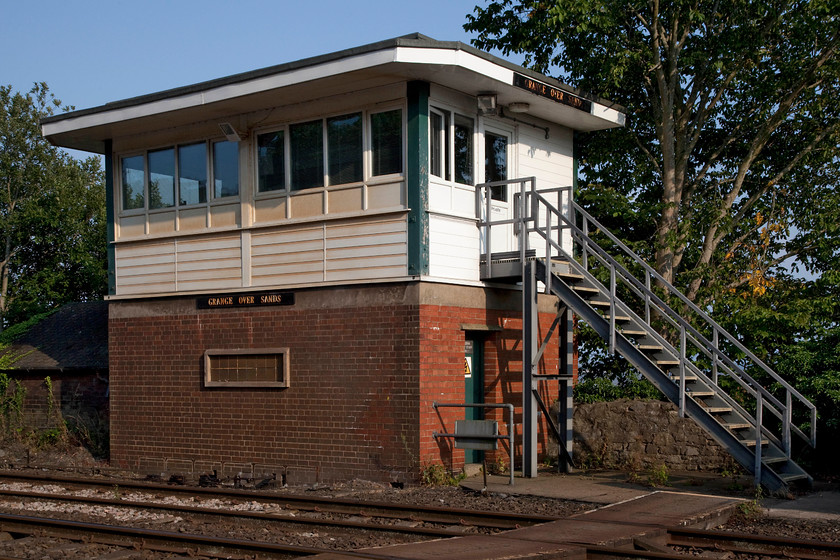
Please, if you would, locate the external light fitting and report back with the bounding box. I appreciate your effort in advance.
[476,93,498,116]
[507,102,530,114]
[218,122,242,142]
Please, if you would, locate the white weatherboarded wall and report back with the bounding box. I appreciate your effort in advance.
[114,214,408,296]
[426,118,576,283]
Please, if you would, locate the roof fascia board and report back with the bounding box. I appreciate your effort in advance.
[394,46,513,84]
[42,48,399,138]
[42,34,626,138]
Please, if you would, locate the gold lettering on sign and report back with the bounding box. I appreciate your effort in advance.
[197,291,294,309]
[513,73,591,112]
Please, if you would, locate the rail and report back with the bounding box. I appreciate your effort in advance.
[475,178,817,468]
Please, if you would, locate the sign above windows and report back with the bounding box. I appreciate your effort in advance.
[513,73,592,113]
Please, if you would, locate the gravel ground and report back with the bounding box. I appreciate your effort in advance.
[0,445,836,557]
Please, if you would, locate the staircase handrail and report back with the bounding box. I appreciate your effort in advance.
[527,190,816,448]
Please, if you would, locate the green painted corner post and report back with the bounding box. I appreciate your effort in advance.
[104,140,117,296]
[406,81,430,277]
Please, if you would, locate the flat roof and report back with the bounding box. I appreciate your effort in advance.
[43,33,625,153]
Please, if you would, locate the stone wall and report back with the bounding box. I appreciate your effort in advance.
[571,399,732,472]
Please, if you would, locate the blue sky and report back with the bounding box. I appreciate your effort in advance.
[2,0,515,119]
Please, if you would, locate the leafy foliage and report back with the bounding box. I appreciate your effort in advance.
[0,83,106,329]
[466,0,840,301]
[465,0,840,468]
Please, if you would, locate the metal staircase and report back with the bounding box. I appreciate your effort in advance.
[476,178,816,493]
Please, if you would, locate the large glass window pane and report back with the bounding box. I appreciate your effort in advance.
[121,155,145,211]
[257,130,285,192]
[327,112,362,185]
[178,143,207,205]
[371,109,402,176]
[148,148,175,209]
[454,114,474,185]
[486,132,508,201]
[290,120,324,191]
[213,141,239,198]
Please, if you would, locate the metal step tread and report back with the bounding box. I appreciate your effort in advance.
[656,359,681,366]
[638,344,663,352]
[777,472,810,482]
[701,406,733,414]
[723,422,751,430]
[668,374,698,381]
[743,438,770,447]
[620,329,648,338]
[687,390,715,398]
[572,285,601,295]
[603,314,631,322]
[762,454,790,465]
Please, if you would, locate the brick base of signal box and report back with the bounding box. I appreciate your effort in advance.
[108,282,562,484]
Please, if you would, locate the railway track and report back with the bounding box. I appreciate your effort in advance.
[587,527,840,559]
[0,471,835,560]
[0,470,556,534]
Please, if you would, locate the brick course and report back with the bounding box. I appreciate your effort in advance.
[109,282,561,483]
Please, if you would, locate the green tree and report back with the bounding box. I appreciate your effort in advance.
[466,0,840,466]
[0,84,106,329]
[466,0,840,303]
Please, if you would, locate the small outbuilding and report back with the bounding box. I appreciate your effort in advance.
[0,302,109,445]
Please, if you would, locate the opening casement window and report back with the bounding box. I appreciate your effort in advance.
[120,140,239,212]
[429,107,475,186]
[204,348,290,388]
[256,108,403,194]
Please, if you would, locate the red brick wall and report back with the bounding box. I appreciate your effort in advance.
[109,292,421,484]
[418,304,560,473]
[109,283,562,483]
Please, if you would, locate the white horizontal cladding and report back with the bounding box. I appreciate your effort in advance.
[394,47,513,84]
[114,213,410,295]
[325,217,408,281]
[115,240,176,294]
[114,234,243,296]
[250,215,408,287]
[429,213,480,282]
[251,225,325,285]
[174,234,242,291]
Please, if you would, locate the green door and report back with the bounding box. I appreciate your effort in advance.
[464,335,484,464]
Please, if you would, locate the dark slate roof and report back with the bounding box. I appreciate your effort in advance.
[1,302,108,372]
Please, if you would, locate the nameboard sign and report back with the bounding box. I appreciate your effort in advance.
[196,291,295,309]
[513,73,592,113]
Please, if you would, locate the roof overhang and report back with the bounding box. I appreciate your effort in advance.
[42,34,625,154]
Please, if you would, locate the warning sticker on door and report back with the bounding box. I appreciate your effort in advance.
[465,356,472,378]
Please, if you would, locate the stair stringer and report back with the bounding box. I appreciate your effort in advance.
[535,259,795,493]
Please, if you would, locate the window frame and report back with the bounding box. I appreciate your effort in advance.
[483,128,511,202]
[254,104,406,201]
[203,348,290,388]
[429,105,476,187]
[117,137,240,216]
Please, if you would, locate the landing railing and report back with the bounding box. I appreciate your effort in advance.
[476,179,817,460]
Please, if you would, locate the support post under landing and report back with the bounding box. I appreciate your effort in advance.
[559,308,574,472]
[523,261,539,477]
